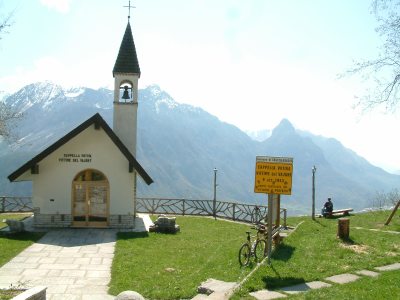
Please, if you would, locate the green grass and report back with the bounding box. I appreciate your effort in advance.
[286,269,400,299]
[0,224,44,300]
[350,210,400,231]
[0,212,43,268]
[110,212,400,299]
[0,290,21,300]
[109,216,253,299]
[0,231,44,267]
[0,211,397,299]
[232,213,400,299]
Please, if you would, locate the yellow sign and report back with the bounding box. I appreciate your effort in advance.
[254,156,293,195]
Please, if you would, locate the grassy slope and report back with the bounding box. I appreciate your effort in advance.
[0,211,398,299]
[109,217,253,299]
[0,232,44,267]
[0,213,44,267]
[233,211,400,299]
[287,269,400,300]
[110,211,399,299]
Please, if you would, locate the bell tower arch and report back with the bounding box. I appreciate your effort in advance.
[112,20,141,156]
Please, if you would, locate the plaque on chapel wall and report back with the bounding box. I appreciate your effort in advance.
[59,154,92,163]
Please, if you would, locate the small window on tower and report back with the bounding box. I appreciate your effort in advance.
[119,81,133,102]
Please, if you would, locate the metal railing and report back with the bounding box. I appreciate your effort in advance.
[0,196,287,226]
[137,197,287,226]
[0,196,33,213]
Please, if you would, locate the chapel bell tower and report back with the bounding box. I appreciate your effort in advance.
[112,19,141,156]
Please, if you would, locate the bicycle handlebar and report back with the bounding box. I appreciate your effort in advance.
[251,224,266,231]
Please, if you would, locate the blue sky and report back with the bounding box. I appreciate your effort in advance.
[1,0,400,174]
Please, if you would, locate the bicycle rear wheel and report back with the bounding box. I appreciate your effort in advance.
[238,243,251,266]
[254,239,266,262]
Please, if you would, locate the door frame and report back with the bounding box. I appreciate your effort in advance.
[71,169,110,228]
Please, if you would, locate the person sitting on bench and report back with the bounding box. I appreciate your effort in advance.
[321,198,333,217]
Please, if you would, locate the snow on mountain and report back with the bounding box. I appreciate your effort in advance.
[145,84,203,115]
[6,81,65,112]
[2,82,399,213]
[5,82,114,113]
[65,87,85,98]
[246,129,272,142]
[0,91,10,102]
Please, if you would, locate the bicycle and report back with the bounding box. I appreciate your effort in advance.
[238,224,267,266]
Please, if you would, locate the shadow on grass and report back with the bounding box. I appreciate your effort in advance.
[339,236,357,245]
[325,214,354,220]
[271,243,295,262]
[261,269,306,290]
[312,219,328,227]
[0,231,44,242]
[117,231,149,240]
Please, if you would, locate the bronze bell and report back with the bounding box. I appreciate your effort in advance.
[122,85,131,100]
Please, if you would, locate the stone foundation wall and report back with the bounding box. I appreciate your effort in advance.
[33,208,72,227]
[109,215,135,228]
[33,208,136,228]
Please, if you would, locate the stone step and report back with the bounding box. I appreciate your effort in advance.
[248,263,400,299]
[197,278,236,295]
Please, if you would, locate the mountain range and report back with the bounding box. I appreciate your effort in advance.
[1,82,399,215]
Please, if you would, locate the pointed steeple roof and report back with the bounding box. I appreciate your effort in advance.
[113,22,141,77]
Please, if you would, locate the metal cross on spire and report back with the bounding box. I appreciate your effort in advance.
[124,0,135,21]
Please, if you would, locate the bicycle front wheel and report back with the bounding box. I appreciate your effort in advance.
[238,243,251,266]
[254,239,266,262]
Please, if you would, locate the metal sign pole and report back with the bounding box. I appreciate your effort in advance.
[312,166,316,220]
[267,193,273,265]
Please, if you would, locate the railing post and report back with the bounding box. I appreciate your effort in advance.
[282,208,286,228]
[232,203,236,221]
[182,199,185,216]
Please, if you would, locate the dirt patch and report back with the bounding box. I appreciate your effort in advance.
[340,243,369,254]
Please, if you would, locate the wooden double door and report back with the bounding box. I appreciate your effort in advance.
[72,169,109,227]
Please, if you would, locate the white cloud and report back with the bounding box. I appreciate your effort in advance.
[40,0,71,13]
[0,55,113,93]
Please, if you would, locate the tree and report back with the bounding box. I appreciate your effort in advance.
[0,8,12,40]
[344,0,400,111]
[371,188,400,209]
[0,102,21,139]
[0,6,20,140]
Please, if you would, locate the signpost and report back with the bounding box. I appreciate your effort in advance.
[254,156,293,195]
[254,156,293,265]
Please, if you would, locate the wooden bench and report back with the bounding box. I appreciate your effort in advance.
[331,208,353,216]
[318,208,353,218]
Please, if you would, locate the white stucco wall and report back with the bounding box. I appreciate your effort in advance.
[113,103,137,157]
[113,74,139,157]
[18,124,136,215]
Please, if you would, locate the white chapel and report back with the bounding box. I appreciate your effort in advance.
[8,19,152,229]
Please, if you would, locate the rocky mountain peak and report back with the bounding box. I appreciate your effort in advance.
[271,118,296,136]
[2,82,399,214]
[6,81,64,112]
